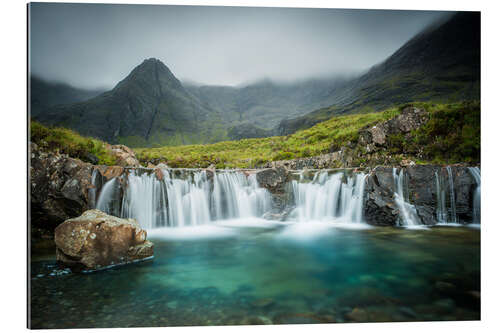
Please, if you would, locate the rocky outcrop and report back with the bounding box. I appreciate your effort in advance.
[55,210,153,271]
[106,144,140,167]
[263,152,344,169]
[363,165,478,226]
[359,106,429,147]
[30,143,94,230]
[30,143,131,232]
[256,168,290,212]
[264,106,430,170]
[363,167,400,226]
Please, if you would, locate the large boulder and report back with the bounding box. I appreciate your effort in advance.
[55,209,153,271]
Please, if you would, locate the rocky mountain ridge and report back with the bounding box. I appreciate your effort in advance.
[33,58,228,147]
[277,12,480,135]
[32,13,479,145]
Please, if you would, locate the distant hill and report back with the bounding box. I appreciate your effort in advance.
[186,76,352,130]
[30,76,105,116]
[33,58,228,147]
[277,12,480,135]
[32,12,480,145]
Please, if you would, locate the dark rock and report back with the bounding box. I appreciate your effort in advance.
[256,168,289,194]
[363,165,479,226]
[358,106,429,147]
[84,153,99,165]
[30,143,94,231]
[262,152,343,169]
[363,167,399,226]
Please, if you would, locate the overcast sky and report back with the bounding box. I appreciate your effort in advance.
[29,3,451,89]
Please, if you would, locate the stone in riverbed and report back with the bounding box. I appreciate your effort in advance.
[345,308,369,322]
[54,209,153,271]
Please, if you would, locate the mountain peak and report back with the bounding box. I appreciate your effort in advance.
[113,57,183,93]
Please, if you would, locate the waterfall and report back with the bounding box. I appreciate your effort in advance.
[95,169,272,229]
[393,168,420,226]
[289,171,367,223]
[96,177,121,217]
[468,167,481,223]
[434,167,461,224]
[88,169,99,209]
[121,170,170,229]
[435,171,447,223]
[446,166,458,223]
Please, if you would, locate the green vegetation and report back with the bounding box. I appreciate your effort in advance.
[135,107,401,168]
[30,120,116,165]
[135,101,479,168]
[387,101,480,164]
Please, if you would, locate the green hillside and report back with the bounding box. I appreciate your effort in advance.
[135,101,480,169]
[277,12,480,135]
[30,120,116,165]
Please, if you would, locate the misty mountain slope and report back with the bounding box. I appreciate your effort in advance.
[277,12,480,135]
[186,76,352,130]
[34,58,228,147]
[30,76,105,117]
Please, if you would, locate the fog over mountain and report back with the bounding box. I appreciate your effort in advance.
[29,3,450,89]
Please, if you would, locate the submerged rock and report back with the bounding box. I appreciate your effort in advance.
[345,308,369,322]
[54,209,153,271]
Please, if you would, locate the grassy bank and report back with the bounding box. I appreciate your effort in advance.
[135,101,480,168]
[30,120,116,165]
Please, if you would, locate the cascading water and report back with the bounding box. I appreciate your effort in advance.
[393,168,420,226]
[434,167,460,224]
[212,172,271,220]
[289,171,367,223]
[435,171,447,223]
[446,166,458,223]
[96,177,122,217]
[95,169,272,229]
[88,169,99,209]
[468,167,481,223]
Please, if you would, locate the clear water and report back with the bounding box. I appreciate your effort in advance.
[30,222,480,328]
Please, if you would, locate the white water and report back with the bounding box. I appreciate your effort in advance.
[435,171,447,223]
[435,167,462,224]
[88,169,99,209]
[93,166,479,230]
[468,167,481,223]
[97,169,272,229]
[289,171,367,223]
[96,177,121,217]
[446,166,458,223]
[212,172,271,220]
[393,168,420,226]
